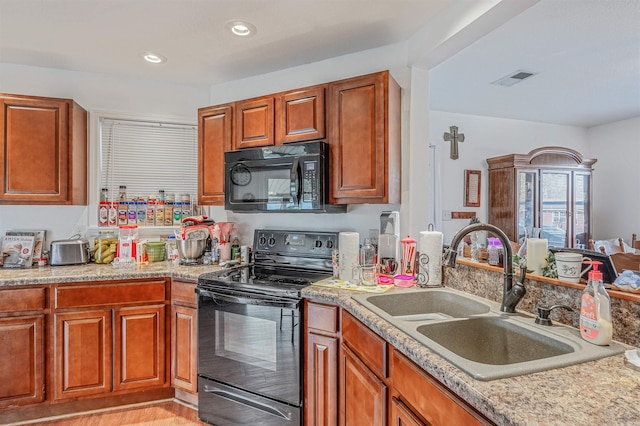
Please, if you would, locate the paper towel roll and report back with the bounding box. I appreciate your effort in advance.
[339,232,360,283]
[419,231,444,286]
[526,238,548,276]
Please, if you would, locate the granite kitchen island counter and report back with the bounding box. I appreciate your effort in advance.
[0,262,219,286]
[302,284,640,426]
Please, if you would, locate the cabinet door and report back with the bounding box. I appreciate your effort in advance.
[0,315,44,408]
[1,96,69,203]
[390,397,427,426]
[0,95,86,205]
[54,309,113,400]
[539,171,570,248]
[234,96,274,149]
[572,172,591,248]
[114,305,166,391]
[306,332,339,426]
[276,86,325,144]
[171,304,197,393]
[198,104,233,205]
[340,345,387,426]
[328,71,400,204]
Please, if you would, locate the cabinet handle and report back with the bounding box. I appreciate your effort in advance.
[202,385,293,421]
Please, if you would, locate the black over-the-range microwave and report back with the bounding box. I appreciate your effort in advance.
[224,140,347,213]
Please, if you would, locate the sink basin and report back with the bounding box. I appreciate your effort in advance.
[352,288,626,380]
[355,289,490,320]
[416,317,574,365]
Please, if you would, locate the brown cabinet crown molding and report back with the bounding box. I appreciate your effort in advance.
[0,93,87,205]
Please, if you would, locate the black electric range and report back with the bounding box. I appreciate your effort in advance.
[195,229,338,426]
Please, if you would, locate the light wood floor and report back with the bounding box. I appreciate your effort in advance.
[15,400,210,426]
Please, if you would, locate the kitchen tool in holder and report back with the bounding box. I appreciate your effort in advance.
[400,235,417,276]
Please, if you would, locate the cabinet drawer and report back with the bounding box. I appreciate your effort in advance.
[0,287,46,312]
[390,349,492,426]
[54,280,167,309]
[171,280,197,306]
[342,311,387,378]
[305,300,339,334]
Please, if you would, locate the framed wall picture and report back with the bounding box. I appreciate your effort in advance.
[464,170,481,207]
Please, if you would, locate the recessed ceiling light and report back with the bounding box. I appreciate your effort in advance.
[225,20,257,37]
[141,52,167,64]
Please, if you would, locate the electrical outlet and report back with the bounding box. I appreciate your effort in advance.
[442,210,452,221]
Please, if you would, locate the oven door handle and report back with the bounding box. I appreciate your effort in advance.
[195,287,299,309]
[202,385,294,421]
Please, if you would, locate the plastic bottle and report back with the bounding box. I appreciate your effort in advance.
[173,201,182,225]
[164,193,175,226]
[146,197,156,226]
[99,188,109,227]
[361,238,376,266]
[127,198,137,225]
[579,260,613,345]
[155,191,165,226]
[137,197,147,226]
[488,237,500,266]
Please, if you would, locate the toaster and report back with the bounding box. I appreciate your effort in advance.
[49,239,90,266]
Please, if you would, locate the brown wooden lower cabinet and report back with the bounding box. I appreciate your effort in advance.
[340,344,387,426]
[0,315,45,408]
[170,280,198,405]
[52,279,169,401]
[305,300,340,426]
[54,308,113,399]
[0,287,47,409]
[304,301,495,426]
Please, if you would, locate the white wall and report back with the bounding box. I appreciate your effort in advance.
[588,116,640,240]
[428,110,589,244]
[0,63,210,243]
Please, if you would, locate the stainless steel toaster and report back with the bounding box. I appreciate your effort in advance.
[49,239,90,266]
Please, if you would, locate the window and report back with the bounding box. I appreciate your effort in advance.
[90,111,198,227]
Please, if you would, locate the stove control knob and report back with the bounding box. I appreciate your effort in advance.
[258,235,267,246]
[267,236,277,247]
[315,239,323,248]
[326,240,334,249]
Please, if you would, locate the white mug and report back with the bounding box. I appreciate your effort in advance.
[555,252,592,283]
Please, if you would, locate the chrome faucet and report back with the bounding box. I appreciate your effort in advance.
[445,223,526,313]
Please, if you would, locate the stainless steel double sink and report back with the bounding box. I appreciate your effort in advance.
[352,288,625,381]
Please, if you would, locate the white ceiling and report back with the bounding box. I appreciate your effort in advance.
[1,0,638,128]
[430,0,640,127]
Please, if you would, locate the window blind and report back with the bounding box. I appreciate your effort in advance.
[100,118,198,203]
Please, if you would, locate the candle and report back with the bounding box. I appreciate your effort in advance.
[526,238,548,276]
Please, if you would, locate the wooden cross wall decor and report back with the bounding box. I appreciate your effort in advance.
[443,126,465,160]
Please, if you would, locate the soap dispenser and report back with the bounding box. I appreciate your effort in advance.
[579,260,613,345]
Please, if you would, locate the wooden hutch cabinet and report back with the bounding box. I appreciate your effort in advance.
[486,147,596,248]
[0,93,87,205]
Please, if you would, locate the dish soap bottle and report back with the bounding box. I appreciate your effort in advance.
[579,260,613,345]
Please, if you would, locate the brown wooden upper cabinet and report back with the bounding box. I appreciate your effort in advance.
[487,146,596,248]
[198,104,233,205]
[234,85,326,150]
[276,85,326,144]
[0,93,87,205]
[328,71,401,204]
[234,96,275,149]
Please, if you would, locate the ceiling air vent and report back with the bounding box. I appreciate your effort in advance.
[491,70,537,87]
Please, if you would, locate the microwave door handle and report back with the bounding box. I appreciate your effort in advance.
[290,158,301,204]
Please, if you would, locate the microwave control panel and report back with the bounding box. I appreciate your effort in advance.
[302,160,319,203]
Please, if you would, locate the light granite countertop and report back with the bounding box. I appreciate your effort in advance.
[302,284,640,426]
[3,264,639,425]
[0,262,218,286]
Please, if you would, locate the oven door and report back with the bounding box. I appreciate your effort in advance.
[196,288,302,406]
[225,157,301,211]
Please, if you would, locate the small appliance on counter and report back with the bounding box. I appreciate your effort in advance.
[49,239,90,266]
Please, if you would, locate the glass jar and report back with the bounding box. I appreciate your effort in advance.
[95,230,118,264]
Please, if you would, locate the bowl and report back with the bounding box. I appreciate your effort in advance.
[176,238,207,262]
